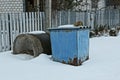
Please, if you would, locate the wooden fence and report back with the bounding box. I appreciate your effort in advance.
[1,10,120,52]
[2,9,120,52]
[0,12,44,52]
[95,8,120,28]
[51,11,92,28]
[0,11,92,52]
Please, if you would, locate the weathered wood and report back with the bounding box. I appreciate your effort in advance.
[13,33,52,57]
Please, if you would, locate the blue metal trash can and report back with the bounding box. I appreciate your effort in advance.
[49,27,90,66]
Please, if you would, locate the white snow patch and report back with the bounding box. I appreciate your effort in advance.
[28,31,46,34]
[58,24,84,28]
[13,54,34,60]
[58,25,75,28]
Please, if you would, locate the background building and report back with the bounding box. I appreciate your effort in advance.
[0,0,120,13]
[0,0,24,13]
[106,0,120,7]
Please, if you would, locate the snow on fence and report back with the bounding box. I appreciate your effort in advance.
[0,12,44,52]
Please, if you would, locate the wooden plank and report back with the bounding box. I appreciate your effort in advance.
[16,13,20,35]
[32,12,35,31]
[40,12,43,30]
[76,12,79,22]
[13,13,17,42]
[34,12,37,31]
[26,12,29,32]
[68,11,70,24]
[37,12,40,30]
[59,11,61,26]
[2,13,6,51]
[9,13,13,50]
[19,13,23,33]
[5,13,10,50]
[0,14,2,52]
[22,12,26,33]
[29,12,32,32]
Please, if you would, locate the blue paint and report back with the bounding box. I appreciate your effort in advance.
[49,27,90,66]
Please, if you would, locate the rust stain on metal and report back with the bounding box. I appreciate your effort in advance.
[60,56,89,66]
[72,57,78,66]
[68,57,82,66]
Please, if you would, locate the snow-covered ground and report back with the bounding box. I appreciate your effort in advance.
[0,35,120,80]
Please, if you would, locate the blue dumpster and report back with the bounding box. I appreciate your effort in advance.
[49,26,90,66]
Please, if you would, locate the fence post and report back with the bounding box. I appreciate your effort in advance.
[25,12,29,32]
[37,11,40,30]
[40,12,43,30]
[32,12,35,31]
[119,9,120,25]
[2,13,6,51]
[45,0,52,30]
[0,14,2,51]
[68,11,70,24]
[5,13,10,50]
[59,11,61,25]
[29,12,32,32]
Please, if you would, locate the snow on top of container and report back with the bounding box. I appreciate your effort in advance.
[58,25,75,28]
[28,31,46,34]
[58,24,83,28]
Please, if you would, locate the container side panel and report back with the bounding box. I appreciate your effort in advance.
[50,30,78,63]
[78,29,89,62]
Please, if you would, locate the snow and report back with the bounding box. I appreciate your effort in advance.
[28,31,46,34]
[58,24,83,28]
[0,35,120,80]
[58,24,75,28]
[58,24,85,29]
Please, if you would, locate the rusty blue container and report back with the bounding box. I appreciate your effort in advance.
[49,27,90,66]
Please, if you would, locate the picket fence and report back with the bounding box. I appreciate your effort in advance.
[51,11,92,28]
[0,11,92,52]
[0,12,44,52]
[95,8,120,28]
[1,9,120,52]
